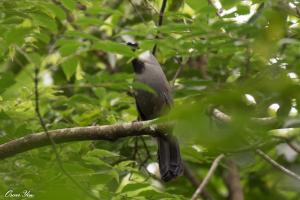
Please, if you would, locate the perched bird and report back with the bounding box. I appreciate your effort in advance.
[128,42,183,182]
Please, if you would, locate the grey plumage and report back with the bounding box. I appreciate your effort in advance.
[131,50,183,182]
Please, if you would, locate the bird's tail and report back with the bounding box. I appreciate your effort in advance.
[157,135,183,182]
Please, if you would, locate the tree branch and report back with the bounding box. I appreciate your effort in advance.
[171,58,185,89]
[223,160,244,200]
[183,162,201,188]
[152,0,167,55]
[157,0,168,27]
[255,149,300,181]
[183,162,213,200]
[52,0,78,29]
[210,108,300,182]
[191,154,225,200]
[286,140,300,154]
[128,0,147,25]
[0,120,167,160]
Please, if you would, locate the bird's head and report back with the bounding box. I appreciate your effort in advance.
[127,42,139,51]
[126,42,144,74]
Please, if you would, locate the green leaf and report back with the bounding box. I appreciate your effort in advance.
[68,94,97,106]
[169,0,184,11]
[34,32,51,44]
[159,23,192,33]
[86,149,119,158]
[63,162,94,175]
[61,57,79,80]
[1,16,23,24]
[138,190,178,199]
[82,156,111,167]
[59,42,81,56]
[89,172,116,186]
[185,0,207,12]
[121,183,151,193]
[4,28,30,46]
[0,72,15,94]
[221,0,239,9]
[132,82,156,95]
[109,170,119,183]
[92,41,134,57]
[65,31,100,41]
[114,161,137,172]
[236,5,250,15]
[43,3,66,20]
[61,0,76,10]
[76,17,103,27]
[86,6,116,15]
[252,0,264,3]
[31,13,57,32]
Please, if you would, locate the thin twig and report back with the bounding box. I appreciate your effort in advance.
[191,154,225,200]
[34,68,99,200]
[255,149,300,181]
[132,136,139,160]
[128,0,147,25]
[143,0,159,14]
[58,83,127,89]
[52,0,79,29]
[286,140,300,154]
[171,58,185,89]
[152,0,167,55]
[183,162,213,200]
[183,162,200,188]
[210,108,300,181]
[157,0,168,27]
[140,136,152,159]
[139,136,152,167]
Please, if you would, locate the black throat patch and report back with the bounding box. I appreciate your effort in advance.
[132,59,145,74]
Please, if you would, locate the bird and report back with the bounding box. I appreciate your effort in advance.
[128,42,183,182]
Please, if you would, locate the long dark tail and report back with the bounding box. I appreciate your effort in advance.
[157,135,183,182]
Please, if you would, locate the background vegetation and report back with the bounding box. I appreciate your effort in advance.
[0,0,300,199]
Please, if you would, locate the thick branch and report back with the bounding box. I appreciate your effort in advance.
[223,160,244,200]
[0,120,167,160]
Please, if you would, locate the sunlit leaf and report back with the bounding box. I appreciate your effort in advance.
[61,57,79,80]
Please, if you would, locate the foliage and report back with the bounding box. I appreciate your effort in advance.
[0,0,300,199]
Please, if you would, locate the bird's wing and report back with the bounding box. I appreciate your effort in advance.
[162,91,172,108]
[135,97,147,120]
[134,88,166,120]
